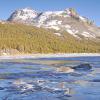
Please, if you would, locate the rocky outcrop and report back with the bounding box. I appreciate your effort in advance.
[56,66,74,73]
[73,64,92,71]
[56,63,92,73]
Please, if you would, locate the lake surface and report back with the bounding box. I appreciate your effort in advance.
[0,56,100,100]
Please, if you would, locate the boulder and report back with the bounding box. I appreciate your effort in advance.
[56,66,74,73]
[73,64,92,71]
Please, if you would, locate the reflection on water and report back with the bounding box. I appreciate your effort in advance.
[0,56,100,100]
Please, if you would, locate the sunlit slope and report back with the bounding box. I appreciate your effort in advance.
[0,22,100,53]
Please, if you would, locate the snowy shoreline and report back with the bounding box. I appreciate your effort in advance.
[0,53,100,59]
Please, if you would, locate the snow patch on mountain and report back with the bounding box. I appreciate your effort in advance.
[66,29,80,38]
[64,25,71,29]
[8,7,100,40]
[8,8,38,21]
[66,29,76,36]
[82,32,95,38]
[54,33,61,36]
[46,25,60,30]
[79,16,87,22]
[47,20,61,26]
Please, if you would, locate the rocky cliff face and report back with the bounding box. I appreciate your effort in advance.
[8,8,100,40]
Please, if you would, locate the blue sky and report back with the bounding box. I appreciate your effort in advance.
[0,0,100,26]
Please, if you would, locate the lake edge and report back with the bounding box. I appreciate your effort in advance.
[0,53,100,59]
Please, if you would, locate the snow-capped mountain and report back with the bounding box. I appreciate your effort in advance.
[8,7,38,24]
[8,8,100,39]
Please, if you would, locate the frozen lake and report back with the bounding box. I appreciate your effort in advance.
[0,56,100,100]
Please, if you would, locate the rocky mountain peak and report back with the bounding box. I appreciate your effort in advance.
[7,7,100,40]
[8,7,38,22]
[65,8,78,16]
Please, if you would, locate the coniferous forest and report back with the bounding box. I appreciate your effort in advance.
[0,22,100,54]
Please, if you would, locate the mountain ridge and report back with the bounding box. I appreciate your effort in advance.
[7,7,100,40]
[0,7,100,54]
